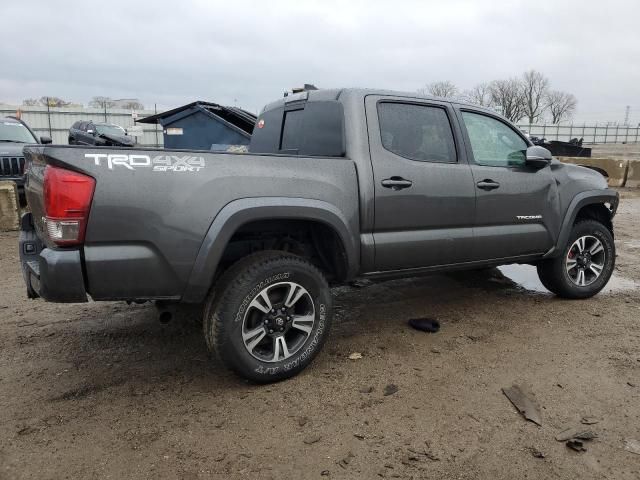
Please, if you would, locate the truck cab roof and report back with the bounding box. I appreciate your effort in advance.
[261,87,497,116]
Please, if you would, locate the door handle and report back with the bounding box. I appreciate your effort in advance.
[476,179,500,191]
[381,176,413,190]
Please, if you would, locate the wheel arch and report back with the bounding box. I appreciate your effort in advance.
[182,197,359,303]
[545,189,619,259]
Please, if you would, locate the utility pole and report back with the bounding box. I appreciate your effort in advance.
[624,105,630,126]
[46,97,52,138]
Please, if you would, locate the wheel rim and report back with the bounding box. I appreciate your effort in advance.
[565,235,606,287]
[241,282,315,363]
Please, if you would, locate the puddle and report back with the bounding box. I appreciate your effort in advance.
[497,265,549,293]
[497,264,639,294]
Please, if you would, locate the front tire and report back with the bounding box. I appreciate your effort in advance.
[204,251,332,383]
[537,219,615,299]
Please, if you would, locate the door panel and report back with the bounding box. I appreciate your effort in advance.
[366,96,476,271]
[457,109,559,260]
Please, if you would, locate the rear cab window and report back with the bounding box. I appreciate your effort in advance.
[280,109,305,152]
[250,98,345,157]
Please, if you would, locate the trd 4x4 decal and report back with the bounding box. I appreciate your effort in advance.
[85,153,205,172]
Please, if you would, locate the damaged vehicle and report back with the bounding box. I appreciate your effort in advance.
[68,121,135,147]
[19,88,618,382]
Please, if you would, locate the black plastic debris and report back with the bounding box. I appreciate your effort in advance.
[408,318,440,333]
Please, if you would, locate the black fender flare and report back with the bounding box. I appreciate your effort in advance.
[544,188,619,258]
[182,197,359,303]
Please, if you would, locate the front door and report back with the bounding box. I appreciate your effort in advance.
[366,96,476,271]
[456,109,558,260]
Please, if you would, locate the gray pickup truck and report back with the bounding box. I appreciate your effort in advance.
[19,88,618,382]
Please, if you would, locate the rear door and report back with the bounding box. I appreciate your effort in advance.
[456,108,558,260]
[366,95,476,271]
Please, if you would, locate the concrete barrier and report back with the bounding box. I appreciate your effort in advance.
[557,157,629,187]
[626,160,640,188]
[0,181,20,231]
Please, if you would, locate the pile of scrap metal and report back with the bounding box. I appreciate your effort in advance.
[530,136,592,158]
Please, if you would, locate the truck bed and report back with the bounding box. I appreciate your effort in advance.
[23,145,359,302]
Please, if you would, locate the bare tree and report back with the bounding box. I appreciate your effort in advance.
[522,70,550,124]
[418,80,458,99]
[29,96,71,107]
[89,96,116,109]
[546,91,577,124]
[461,83,492,107]
[120,101,145,110]
[22,98,40,106]
[489,79,526,123]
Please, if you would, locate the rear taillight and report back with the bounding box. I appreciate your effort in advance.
[43,165,95,246]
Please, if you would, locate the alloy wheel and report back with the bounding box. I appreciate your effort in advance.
[565,235,606,287]
[241,282,315,362]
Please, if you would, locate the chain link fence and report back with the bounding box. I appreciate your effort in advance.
[516,124,640,144]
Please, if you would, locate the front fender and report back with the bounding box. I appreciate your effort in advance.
[544,188,619,258]
[182,197,359,303]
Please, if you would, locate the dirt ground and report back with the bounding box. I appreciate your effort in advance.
[1,191,639,480]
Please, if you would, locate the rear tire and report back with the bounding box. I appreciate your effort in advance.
[203,251,332,383]
[537,219,615,299]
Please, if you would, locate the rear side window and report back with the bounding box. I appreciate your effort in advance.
[461,111,527,167]
[280,109,304,151]
[377,102,457,163]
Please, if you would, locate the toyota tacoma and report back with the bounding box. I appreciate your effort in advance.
[19,88,618,382]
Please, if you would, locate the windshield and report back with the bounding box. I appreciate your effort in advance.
[0,121,38,143]
[96,124,126,136]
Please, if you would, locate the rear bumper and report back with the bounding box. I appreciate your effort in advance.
[19,213,87,303]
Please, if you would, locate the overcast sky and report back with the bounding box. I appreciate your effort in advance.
[1,0,638,123]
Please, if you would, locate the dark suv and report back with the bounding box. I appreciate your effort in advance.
[68,121,135,147]
[0,117,51,204]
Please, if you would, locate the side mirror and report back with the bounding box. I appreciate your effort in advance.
[526,145,552,168]
[87,129,95,135]
[40,136,52,144]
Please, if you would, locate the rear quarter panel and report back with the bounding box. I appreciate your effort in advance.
[25,146,359,300]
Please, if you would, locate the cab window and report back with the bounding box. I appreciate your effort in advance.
[461,111,527,167]
[377,102,457,163]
